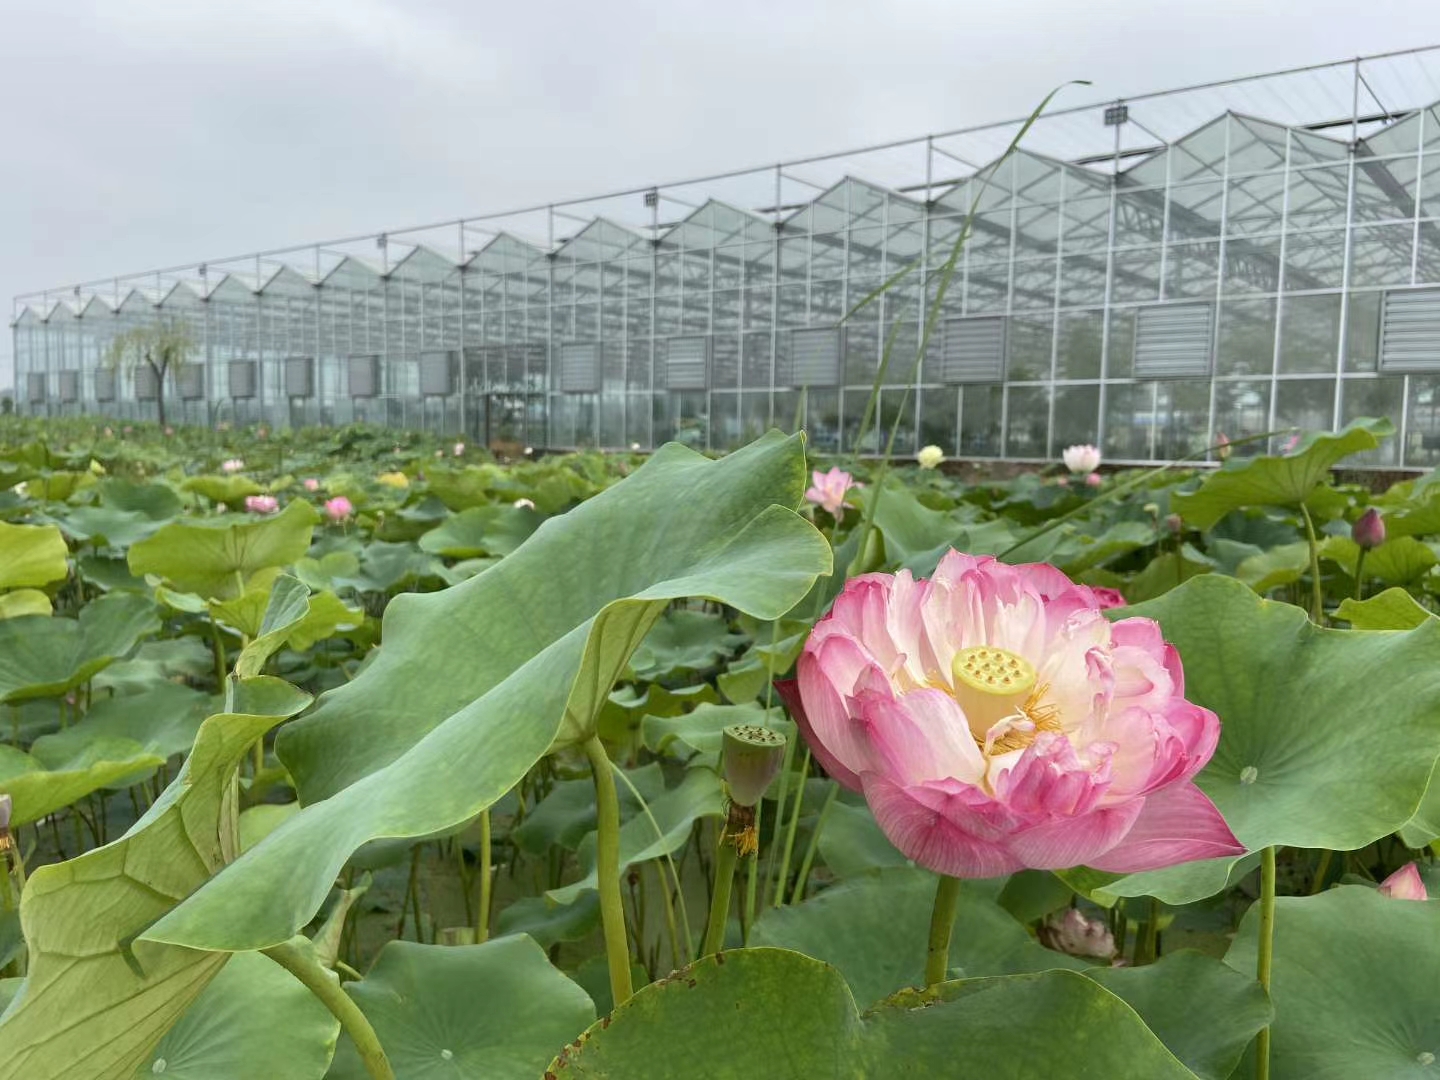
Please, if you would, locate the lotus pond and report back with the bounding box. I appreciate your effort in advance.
[0,413,1437,1080]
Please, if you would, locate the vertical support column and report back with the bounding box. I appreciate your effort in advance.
[771,165,782,431]
[1096,102,1124,456]
[1205,114,1233,457]
[1332,57,1362,431]
[1267,128,1295,444]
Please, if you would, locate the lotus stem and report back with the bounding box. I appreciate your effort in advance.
[475,809,492,943]
[702,829,740,957]
[925,874,963,987]
[1353,549,1367,602]
[264,939,395,1080]
[1255,845,1277,1080]
[583,734,634,1006]
[1300,504,1324,623]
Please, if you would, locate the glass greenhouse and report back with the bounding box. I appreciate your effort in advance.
[14,47,1440,466]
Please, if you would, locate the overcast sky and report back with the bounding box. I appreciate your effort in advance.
[2,0,1435,388]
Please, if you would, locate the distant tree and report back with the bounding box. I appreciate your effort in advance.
[106,318,195,427]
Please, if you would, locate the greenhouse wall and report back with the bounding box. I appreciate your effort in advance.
[14,52,1440,467]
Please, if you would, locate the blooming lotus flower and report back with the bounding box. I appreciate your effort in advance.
[1378,863,1428,901]
[1353,509,1386,551]
[917,445,945,470]
[1063,444,1101,475]
[221,458,245,474]
[805,467,859,519]
[303,478,320,492]
[513,497,536,510]
[787,552,1242,878]
[244,495,279,514]
[324,496,353,522]
[1038,908,1116,960]
[453,442,465,457]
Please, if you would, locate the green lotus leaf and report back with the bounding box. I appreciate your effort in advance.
[1235,541,1311,594]
[139,434,830,954]
[1335,587,1435,630]
[1125,545,1214,603]
[817,800,911,878]
[0,593,158,704]
[1057,520,1157,575]
[641,702,783,758]
[1104,574,1440,902]
[492,893,603,949]
[1322,534,1437,586]
[512,764,666,856]
[1225,887,1440,1080]
[0,678,313,1080]
[627,609,748,681]
[29,682,215,768]
[0,738,164,827]
[136,950,339,1080]
[326,936,595,1080]
[0,521,68,591]
[181,474,264,503]
[417,504,541,558]
[0,590,50,619]
[548,949,1195,1078]
[128,500,320,600]
[1171,417,1393,529]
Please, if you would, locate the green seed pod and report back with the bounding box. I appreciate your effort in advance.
[722,725,786,808]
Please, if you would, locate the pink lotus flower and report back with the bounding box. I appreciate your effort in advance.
[1352,508,1386,551]
[1215,432,1231,461]
[1280,433,1301,454]
[805,467,859,519]
[221,458,245,474]
[1038,908,1116,960]
[1090,587,1126,610]
[324,496,353,522]
[303,478,320,492]
[244,495,279,514]
[1063,444,1101,475]
[787,552,1242,878]
[1378,863,1428,901]
[1085,472,1102,488]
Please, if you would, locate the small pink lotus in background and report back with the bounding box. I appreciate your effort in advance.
[221,458,245,474]
[805,467,860,519]
[1215,432,1231,461]
[1056,475,1070,488]
[1378,863,1428,901]
[1085,472,1102,488]
[452,442,466,457]
[164,426,174,437]
[1063,444,1101,475]
[303,478,320,492]
[1038,908,1116,960]
[513,497,536,510]
[324,496,354,522]
[244,495,279,515]
[1280,433,1302,454]
[786,552,1241,878]
[1353,508,1386,551]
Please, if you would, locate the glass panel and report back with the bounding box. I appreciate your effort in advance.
[965,263,1009,313]
[1287,165,1351,231]
[879,389,917,456]
[1050,384,1101,456]
[1345,291,1382,372]
[1059,254,1108,307]
[1422,153,1440,220]
[1111,247,1162,303]
[1154,379,1212,460]
[1012,258,1057,310]
[1166,181,1225,240]
[1354,157,1419,223]
[1062,195,1111,253]
[1217,297,1276,376]
[1339,378,1402,464]
[1348,223,1414,287]
[1419,221,1440,284]
[1103,382,1152,459]
[1164,241,1219,299]
[1013,204,1059,259]
[806,389,841,453]
[1107,307,1136,378]
[1226,171,1286,236]
[919,385,958,455]
[1282,230,1346,291]
[1114,190,1166,247]
[1169,118,1229,182]
[1278,294,1341,374]
[960,385,1002,457]
[1229,117,1290,174]
[1221,234,1282,295]
[1056,310,1104,379]
[1405,376,1440,467]
[1004,386,1049,457]
[1274,379,1336,440]
[1289,127,1349,166]
[739,390,770,445]
[1006,314,1054,381]
[968,210,1013,261]
[1213,380,1271,455]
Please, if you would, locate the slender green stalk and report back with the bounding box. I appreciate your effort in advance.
[773,749,810,906]
[1310,848,1334,895]
[702,838,739,957]
[925,875,963,987]
[1300,504,1324,623]
[475,809,492,943]
[742,799,762,945]
[264,939,395,1080]
[1353,548,1368,602]
[790,781,839,904]
[762,733,796,908]
[652,860,680,971]
[208,621,227,688]
[609,761,693,964]
[1255,846,1278,1080]
[583,734,633,1006]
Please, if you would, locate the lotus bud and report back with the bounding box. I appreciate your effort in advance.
[1353,508,1386,551]
[452,442,465,457]
[1378,862,1428,901]
[0,793,11,861]
[1038,908,1117,960]
[916,444,945,470]
[1215,432,1231,461]
[303,478,320,492]
[1062,444,1101,475]
[1142,502,1160,517]
[1165,513,1183,536]
[1085,472,1102,488]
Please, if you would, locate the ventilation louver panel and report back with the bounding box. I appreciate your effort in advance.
[94,369,116,402]
[1379,288,1440,373]
[177,364,205,401]
[419,351,457,396]
[285,356,315,398]
[228,360,257,399]
[26,373,46,404]
[666,336,711,391]
[348,355,380,398]
[1134,303,1214,378]
[939,317,1006,383]
[134,365,160,401]
[790,328,842,388]
[58,370,79,403]
[560,342,601,393]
